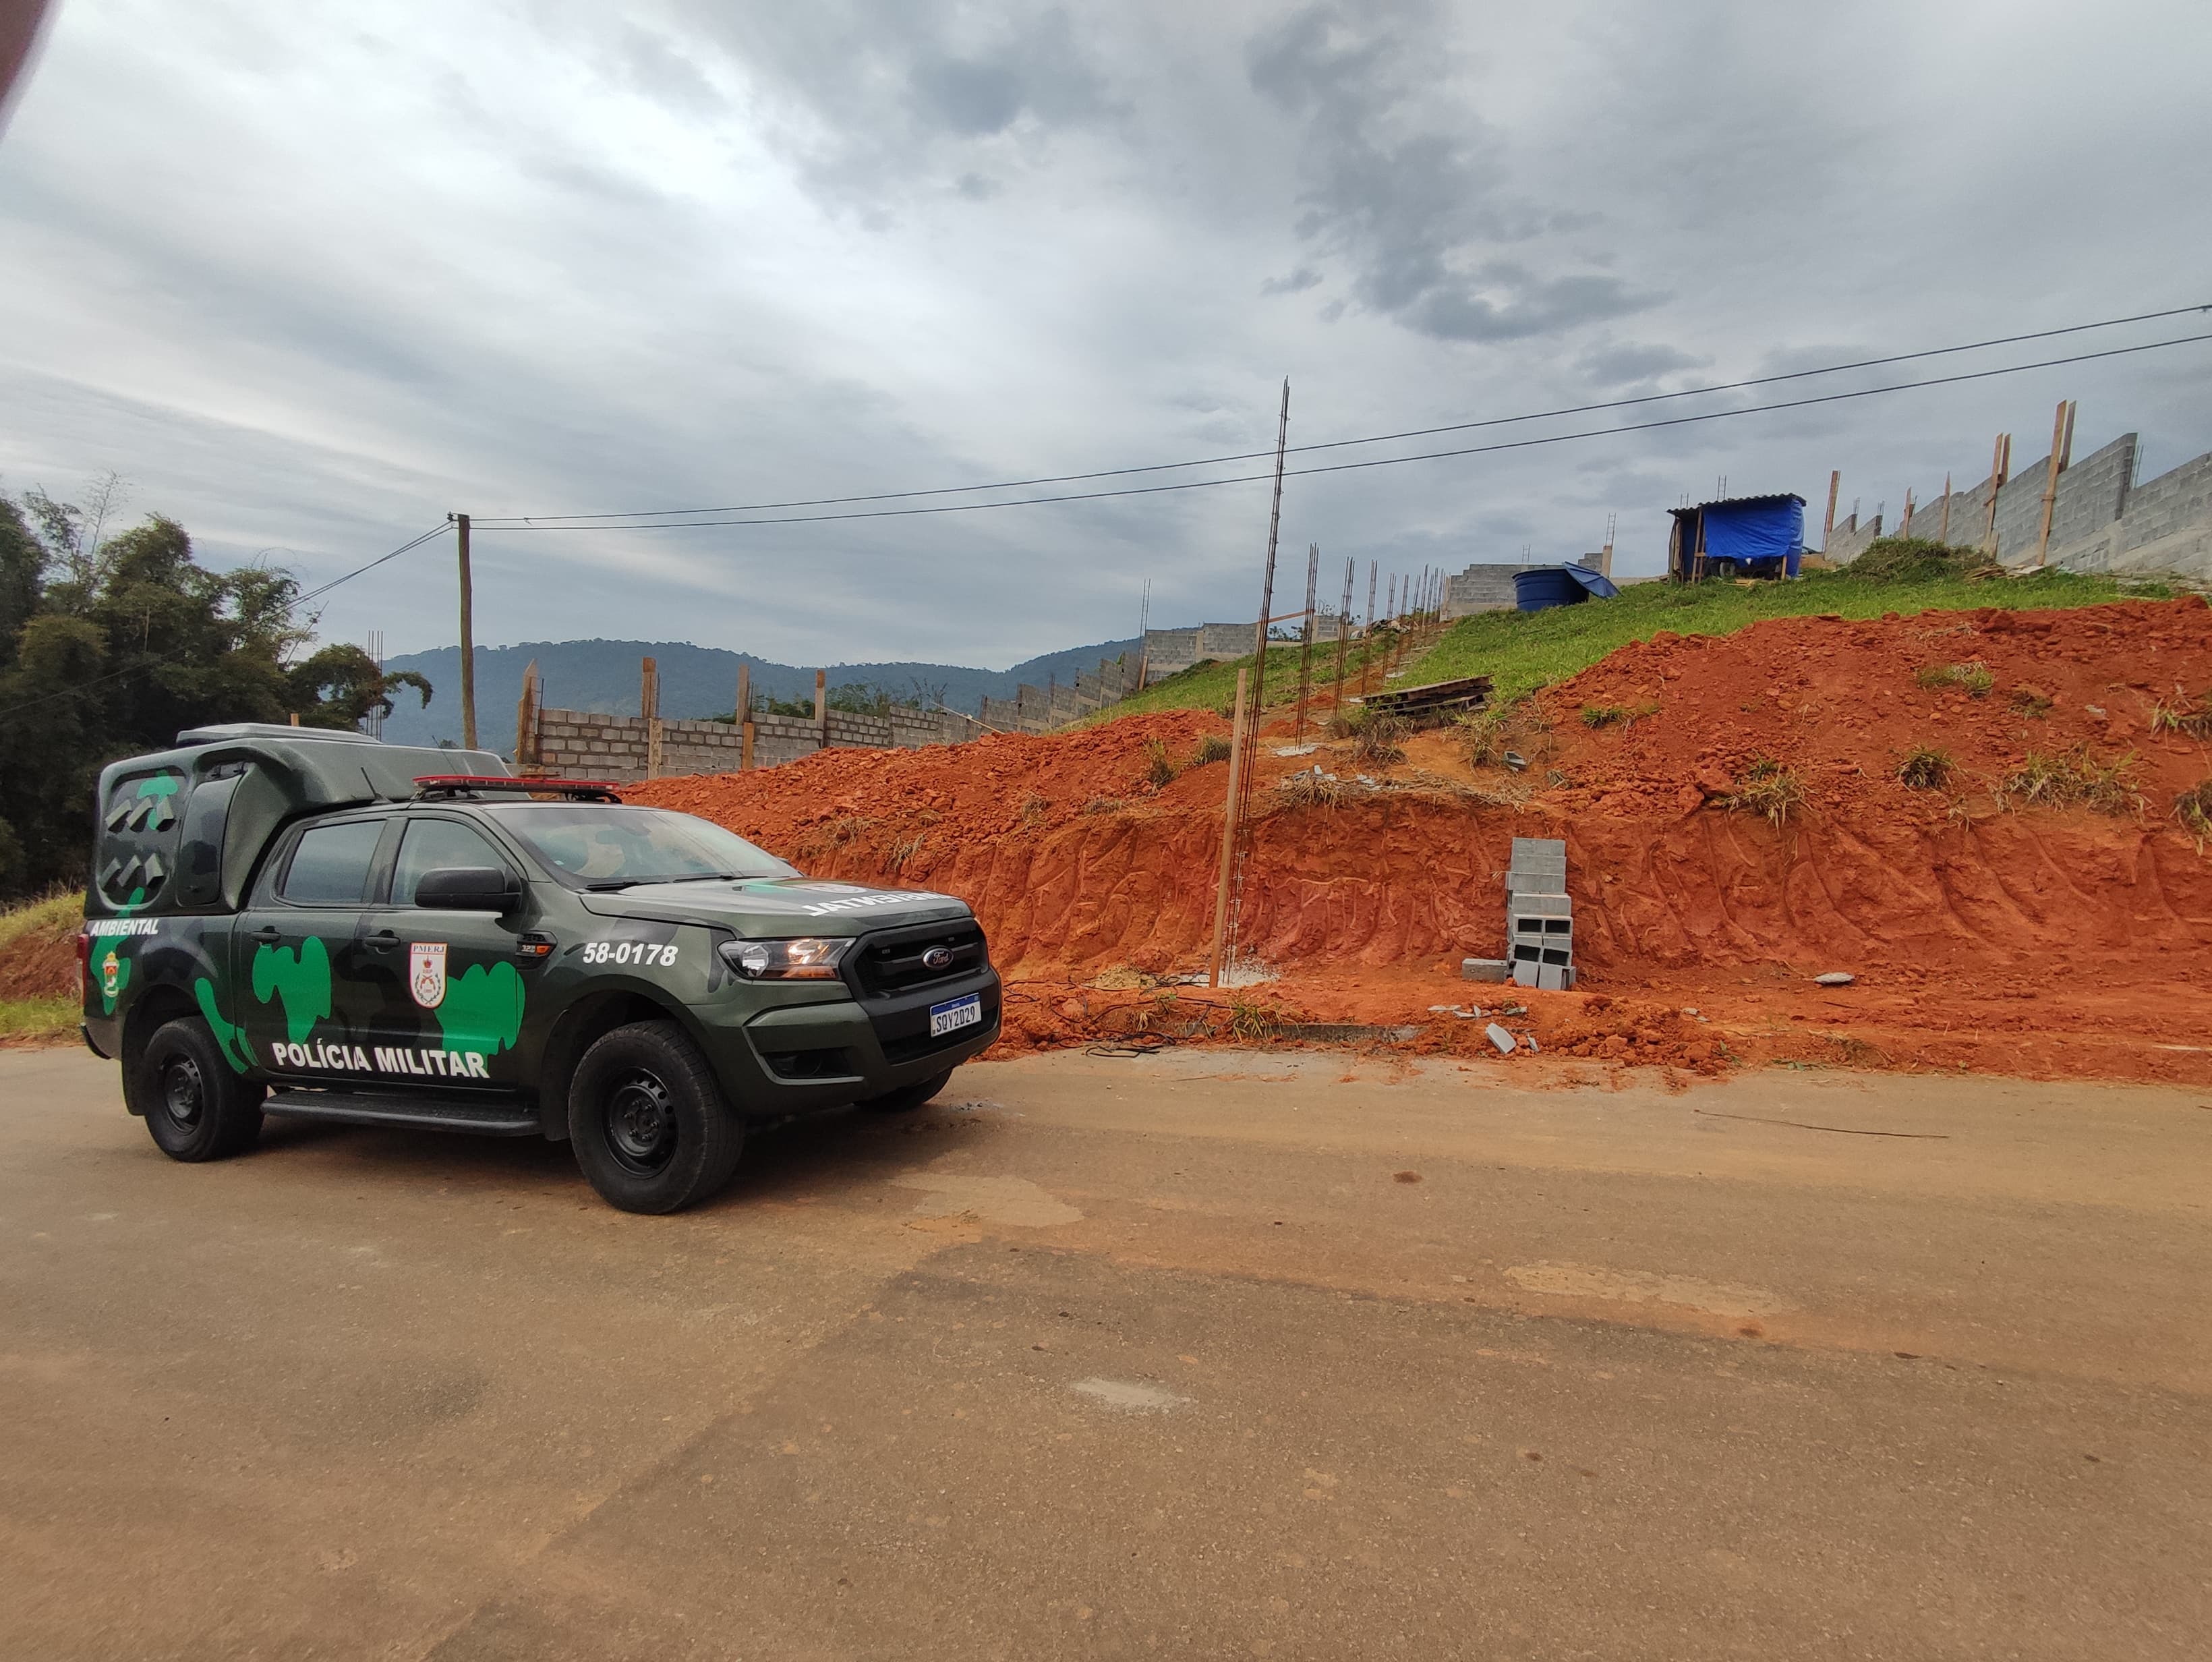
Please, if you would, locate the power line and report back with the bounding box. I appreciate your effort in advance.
[465,330,2212,535]
[474,301,2211,525]
[291,521,450,607]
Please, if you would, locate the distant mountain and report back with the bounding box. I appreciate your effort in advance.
[373,636,1142,751]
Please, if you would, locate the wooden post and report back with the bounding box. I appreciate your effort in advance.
[814,668,828,749]
[2035,399,2076,567]
[641,656,662,780]
[736,664,754,771]
[515,658,539,774]
[1823,471,1840,549]
[1135,579,1151,692]
[1293,543,1319,747]
[1938,473,1952,545]
[1900,489,1915,538]
[1982,432,2012,555]
[1207,668,1251,990]
[453,513,477,751]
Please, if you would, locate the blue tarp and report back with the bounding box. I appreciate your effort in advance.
[1699,497,1803,568]
[1561,565,1619,600]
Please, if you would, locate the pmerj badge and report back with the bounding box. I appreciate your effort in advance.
[409,942,448,1008]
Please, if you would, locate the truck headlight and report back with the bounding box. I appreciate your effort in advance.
[718,937,852,981]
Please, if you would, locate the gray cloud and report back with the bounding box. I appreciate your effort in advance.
[1247,2,1655,342]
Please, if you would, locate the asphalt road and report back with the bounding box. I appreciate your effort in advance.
[3,1044,2207,1660]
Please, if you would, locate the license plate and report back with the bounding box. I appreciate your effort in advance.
[929,994,983,1037]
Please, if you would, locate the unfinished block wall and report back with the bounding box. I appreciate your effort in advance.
[529,705,986,784]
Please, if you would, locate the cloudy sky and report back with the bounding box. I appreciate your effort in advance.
[2,0,2209,665]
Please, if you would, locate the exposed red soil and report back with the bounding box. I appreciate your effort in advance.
[0,917,76,1001]
[633,597,2212,1087]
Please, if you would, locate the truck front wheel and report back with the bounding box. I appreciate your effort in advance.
[134,1018,264,1162]
[568,1021,744,1214]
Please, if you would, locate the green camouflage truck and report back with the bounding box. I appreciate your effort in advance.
[79,723,1001,1212]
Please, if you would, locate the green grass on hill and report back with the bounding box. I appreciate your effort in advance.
[1088,631,1399,724]
[1100,548,2177,725]
[1404,563,2170,705]
[0,888,81,950]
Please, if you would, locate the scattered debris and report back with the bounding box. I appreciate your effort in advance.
[1485,1023,1516,1055]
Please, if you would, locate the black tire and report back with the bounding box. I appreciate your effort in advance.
[134,1017,265,1162]
[858,1069,952,1114]
[568,1021,743,1214]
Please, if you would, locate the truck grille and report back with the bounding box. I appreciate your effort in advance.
[846,921,989,999]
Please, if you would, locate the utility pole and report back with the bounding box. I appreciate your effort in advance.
[1248,379,1292,722]
[451,513,477,751]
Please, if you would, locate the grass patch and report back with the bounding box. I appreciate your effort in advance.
[1841,536,2001,583]
[1093,633,1395,726]
[2000,746,2144,815]
[1190,733,1233,767]
[1580,700,1658,729]
[1724,757,1805,827]
[1896,747,1954,789]
[2176,782,2212,851]
[2008,686,2054,718]
[0,995,78,1043]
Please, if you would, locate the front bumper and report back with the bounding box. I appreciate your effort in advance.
[689,966,1002,1115]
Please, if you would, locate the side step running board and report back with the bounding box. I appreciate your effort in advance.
[262,1089,540,1137]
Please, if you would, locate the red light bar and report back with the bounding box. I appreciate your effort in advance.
[412,774,624,801]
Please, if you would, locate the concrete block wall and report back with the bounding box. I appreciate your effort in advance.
[1140,623,1257,684]
[531,703,984,783]
[1834,424,2211,583]
[1442,563,1551,620]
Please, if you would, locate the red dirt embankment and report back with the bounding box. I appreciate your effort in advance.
[639,598,2212,1085]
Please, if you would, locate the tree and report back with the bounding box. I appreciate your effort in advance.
[287,643,432,730]
[0,490,430,899]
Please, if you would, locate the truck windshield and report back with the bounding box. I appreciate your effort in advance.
[486,805,797,888]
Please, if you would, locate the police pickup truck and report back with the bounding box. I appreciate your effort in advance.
[79,724,1001,1212]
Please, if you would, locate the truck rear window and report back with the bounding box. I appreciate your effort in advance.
[486,805,795,888]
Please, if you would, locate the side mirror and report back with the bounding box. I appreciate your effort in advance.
[412,866,520,912]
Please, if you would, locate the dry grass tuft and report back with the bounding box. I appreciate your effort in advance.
[1190,733,1233,767]
[1143,737,1180,788]
[2007,686,2054,718]
[1082,796,1125,815]
[2149,689,2212,739]
[1915,660,1996,698]
[1896,746,1954,790]
[1277,770,1345,811]
[1725,757,1806,827]
[1018,793,1049,828]
[885,833,927,872]
[1350,715,1408,768]
[2173,781,2212,851]
[2000,746,2144,816]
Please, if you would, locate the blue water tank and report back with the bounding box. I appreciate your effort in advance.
[1513,567,1585,612]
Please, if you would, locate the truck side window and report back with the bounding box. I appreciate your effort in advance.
[392,819,508,905]
[280,820,385,905]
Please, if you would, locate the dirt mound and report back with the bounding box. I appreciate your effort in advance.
[0,901,79,1001]
[631,598,2212,1085]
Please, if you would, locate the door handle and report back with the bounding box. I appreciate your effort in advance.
[249,926,281,944]
[366,930,400,951]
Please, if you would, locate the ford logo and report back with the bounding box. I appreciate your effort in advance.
[921,946,954,971]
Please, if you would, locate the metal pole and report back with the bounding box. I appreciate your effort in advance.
[1207,668,1251,990]
[1331,557,1353,718]
[453,513,477,751]
[1248,378,1291,720]
[1361,561,1378,697]
[1293,543,1318,747]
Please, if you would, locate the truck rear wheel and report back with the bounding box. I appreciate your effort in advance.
[135,1018,264,1162]
[858,1070,952,1113]
[568,1021,743,1214]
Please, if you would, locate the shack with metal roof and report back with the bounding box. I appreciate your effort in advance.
[1666,493,1806,581]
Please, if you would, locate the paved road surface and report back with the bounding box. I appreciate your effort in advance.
[3,1045,2207,1659]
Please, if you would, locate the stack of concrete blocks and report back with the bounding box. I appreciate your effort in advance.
[1506,837,1576,990]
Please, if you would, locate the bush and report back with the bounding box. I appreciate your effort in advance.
[1351,715,1407,768]
[1845,537,2000,583]
[1190,733,1232,767]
